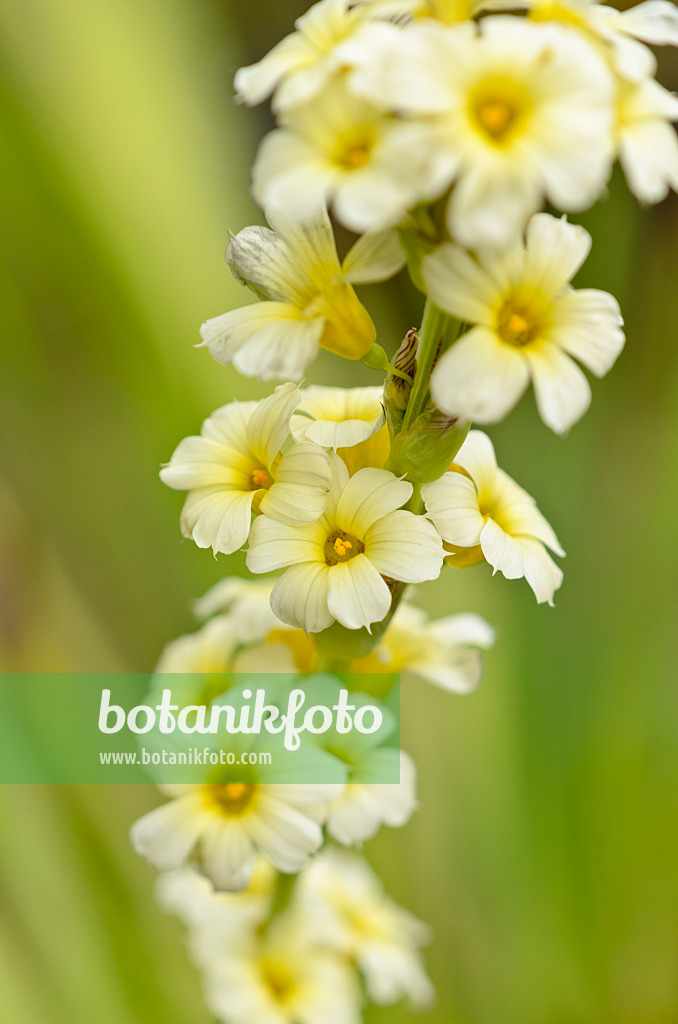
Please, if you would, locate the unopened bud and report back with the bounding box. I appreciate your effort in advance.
[385,408,470,483]
[384,330,418,434]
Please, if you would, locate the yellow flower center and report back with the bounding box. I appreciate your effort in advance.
[333,128,375,170]
[261,960,296,1004]
[250,467,272,490]
[469,78,531,146]
[497,301,541,347]
[324,529,365,565]
[204,782,257,816]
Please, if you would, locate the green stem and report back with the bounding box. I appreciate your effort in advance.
[401,299,448,433]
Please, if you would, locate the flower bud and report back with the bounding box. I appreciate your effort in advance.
[386,408,470,484]
[384,329,418,435]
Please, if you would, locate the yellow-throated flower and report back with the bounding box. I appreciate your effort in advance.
[298,848,435,1009]
[617,72,678,202]
[200,206,404,380]
[130,779,341,892]
[352,17,615,248]
[160,383,331,555]
[422,430,565,605]
[425,213,625,433]
[526,0,678,79]
[351,601,495,693]
[234,0,374,112]
[205,913,362,1024]
[246,454,444,632]
[290,384,390,474]
[252,80,442,234]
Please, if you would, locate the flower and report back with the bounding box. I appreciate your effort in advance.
[290,385,385,450]
[246,454,445,632]
[200,205,404,379]
[352,600,495,693]
[290,384,391,474]
[298,848,435,1008]
[425,213,625,433]
[234,0,374,112]
[527,0,678,80]
[422,430,565,605]
[617,73,678,202]
[204,913,362,1024]
[326,749,418,844]
[156,861,276,963]
[352,17,615,248]
[160,383,331,555]
[130,778,342,892]
[251,79,441,233]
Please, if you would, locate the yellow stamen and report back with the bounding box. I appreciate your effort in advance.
[333,537,353,557]
[505,313,529,335]
[250,468,272,490]
[325,529,364,565]
[205,782,257,816]
[477,100,514,139]
[338,144,370,169]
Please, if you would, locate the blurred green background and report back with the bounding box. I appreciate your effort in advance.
[1,1,677,1021]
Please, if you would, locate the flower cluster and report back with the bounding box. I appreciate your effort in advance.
[132,0,678,1019]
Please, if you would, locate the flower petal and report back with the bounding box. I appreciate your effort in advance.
[430,327,531,424]
[248,383,301,468]
[200,303,325,382]
[261,442,331,525]
[160,436,249,490]
[365,511,444,582]
[247,516,325,573]
[270,562,334,632]
[199,820,256,892]
[421,472,484,547]
[130,794,208,872]
[524,213,592,297]
[617,0,678,44]
[336,468,412,536]
[453,430,499,506]
[181,488,256,555]
[480,519,563,604]
[422,243,499,325]
[327,555,392,630]
[341,228,406,285]
[524,342,591,434]
[551,289,625,377]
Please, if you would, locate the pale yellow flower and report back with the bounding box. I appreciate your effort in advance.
[425,213,625,433]
[247,454,445,632]
[160,383,331,555]
[422,431,565,605]
[200,205,404,379]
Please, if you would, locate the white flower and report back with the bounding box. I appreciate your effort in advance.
[422,430,565,605]
[527,0,678,80]
[352,17,615,248]
[352,600,495,693]
[298,849,435,1008]
[247,454,445,632]
[326,749,418,844]
[617,74,678,202]
[234,0,374,112]
[290,385,385,450]
[130,779,341,892]
[156,862,275,964]
[425,213,625,433]
[252,79,441,233]
[200,205,404,380]
[204,913,362,1024]
[193,577,285,641]
[153,615,237,676]
[160,383,331,555]
[291,383,390,475]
